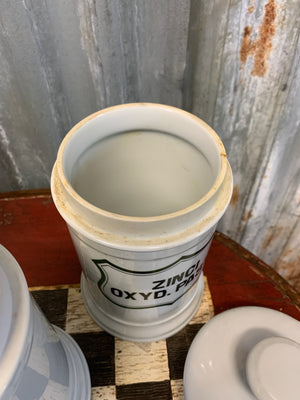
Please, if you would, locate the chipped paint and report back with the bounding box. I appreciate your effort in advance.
[279,254,300,292]
[240,26,254,65]
[248,264,265,278]
[0,208,13,226]
[261,225,283,250]
[278,241,300,292]
[252,0,277,76]
[240,0,277,76]
[230,185,239,207]
[248,5,255,14]
[248,0,256,14]
[242,210,253,222]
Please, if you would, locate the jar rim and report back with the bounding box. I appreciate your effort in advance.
[55,103,228,223]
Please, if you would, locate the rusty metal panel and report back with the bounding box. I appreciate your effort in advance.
[0,0,299,289]
[185,0,300,288]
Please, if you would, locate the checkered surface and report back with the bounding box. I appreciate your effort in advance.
[31,277,214,400]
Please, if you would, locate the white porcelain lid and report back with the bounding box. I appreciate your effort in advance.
[184,306,300,400]
[246,336,300,400]
[0,245,30,398]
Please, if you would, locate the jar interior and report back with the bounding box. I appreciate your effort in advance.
[70,130,216,217]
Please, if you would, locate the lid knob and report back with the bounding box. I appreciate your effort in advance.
[246,336,300,400]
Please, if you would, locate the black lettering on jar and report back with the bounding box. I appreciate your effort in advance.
[154,290,167,299]
[111,288,123,297]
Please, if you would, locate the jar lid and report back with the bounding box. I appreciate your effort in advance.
[0,245,30,398]
[184,306,300,400]
[246,336,300,400]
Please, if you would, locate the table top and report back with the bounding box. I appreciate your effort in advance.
[1,190,299,400]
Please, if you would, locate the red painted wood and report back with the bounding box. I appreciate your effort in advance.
[0,191,299,320]
[0,192,81,286]
[205,234,300,320]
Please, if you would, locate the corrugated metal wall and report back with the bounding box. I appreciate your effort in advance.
[0,0,299,290]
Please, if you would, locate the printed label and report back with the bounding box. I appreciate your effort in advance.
[92,237,212,310]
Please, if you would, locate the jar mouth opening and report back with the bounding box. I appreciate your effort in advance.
[56,103,228,222]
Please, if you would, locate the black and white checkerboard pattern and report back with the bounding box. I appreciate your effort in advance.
[31,277,214,400]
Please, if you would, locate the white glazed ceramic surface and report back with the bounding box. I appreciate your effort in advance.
[183,306,300,400]
[73,226,213,342]
[246,337,300,400]
[0,246,30,399]
[51,103,233,341]
[0,245,91,400]
[71,130,215,217]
